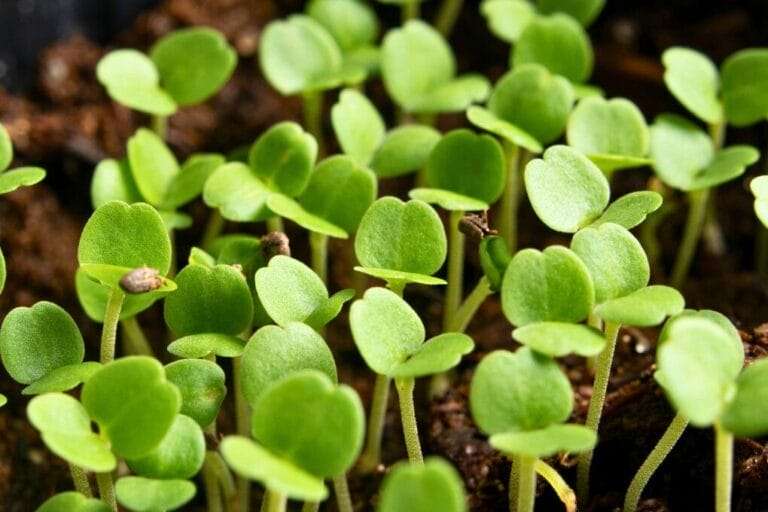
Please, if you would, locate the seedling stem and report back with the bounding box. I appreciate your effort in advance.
[444,209,465,330]
[310,231,329,284]
[303,91,325,157]
[266,216,284,233]
[152,114,168,140]
[577,321,621,502]
[536,460,576,512]
[516,455,537,512]
[450,276,493,332]
[301,502,318,512]
[498,142,520,252]
[624,413,688,512]
[202,452,224,512]
[120,317,154,357]
[69,463,92,497]
[715,423,733,512]
[332,474,354,512]
[100,288,125,364]
[435,0,465,36]
[402,2,420,23]
[96,471,117,511]
[262,489,287,512]
[202,210,226,252]
[358,373,390,472]
[234,350,251,512]
[395,377,424,463]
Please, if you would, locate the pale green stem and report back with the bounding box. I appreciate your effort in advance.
[202,209,226,252]
[434,0,464,36]
[498,142,520,253]
[577,321,621,503]
[670,188,710,289]
[266,216,284,233]
[444,210,465,330]
[449,276,493,333]
[310,231,329,284]
[96,471,117,511]
[536,460,576,512]
[152,114,168,140]
[347,238,367,296]
[203,452,224,512]
[515,455,537,512]
[301,501,319,512]
[358,373,391,472]
[333,474,354,512]
[210,451,237,512]
[303,91,325,157]
[168,228,177,278]
[715,424,733,512]
[100,288,124,364]
[69,463,91,497]
[624,413,688,512]
[395,377,423,464]
[402,1,420,22]
[509,456,520,512]
[262,489,287,512]
[120,317,154,357]
[233,357,251,512]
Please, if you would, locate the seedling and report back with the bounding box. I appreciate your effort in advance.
[468,64,574,249]
[381,21,490,115]
[36,492,111,512]
[255,255,354,330]
[470,347,597,512]
[377,457,467,512]
[115,476,196,512]
[203,122,317,230]
[410,129,505,328]
[165,359,227,430]
[350,287,474,465]
[266,155,377,282]
[96,27,236,137]
[221,370,364,512]
[354,196,447,290]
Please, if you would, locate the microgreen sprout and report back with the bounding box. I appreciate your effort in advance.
[470,347,597,512]
[97,27,236,138]
[377,457,467,512]
[36,492,111,512]
[350,287,474,466]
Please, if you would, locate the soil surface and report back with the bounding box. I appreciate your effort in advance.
[2,0,768,511]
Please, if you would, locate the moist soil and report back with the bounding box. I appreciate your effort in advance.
[2,0,768,510]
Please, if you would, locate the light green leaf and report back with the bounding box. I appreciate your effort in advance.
[331,89,385,165]
[649,113,713,191]
[481,0,536,43]
[662,47,723,124]
[203,162,272,222]
[36,492,111,512]
[96,50,177,116]
[91,159,142,209]
[28,393,116,472]
[127,414,205,479]
[409,75,490,114]
[115,477,195,512]
[389,333,474,378]
[691,145,759,190]
[594,285,684,327]
[304,289,356,331]
[378,457,467,512]
[490,423,597,457]
[165,359,226,429]
[267,194,348,238]
[0,167,46,194]
[0,123,12,171]
[370,125,442,178]
[408,188,488,211]
[721,359,768,437]
[307,0,379,52]
[721,48,768,127]
[127,128,179,206]
[0,246,5,294]
[162,153,225,210]
[751,175,768,228]
[591,191,663,229]
[466,106,542,153]
[525,145,610,233]
[22,362,101,395]
[512,322,605,357]
[249,122,318,197]
[354,267,447,286]
[167,333,245,359]
[571,223,649,304]
[536,0,605,26]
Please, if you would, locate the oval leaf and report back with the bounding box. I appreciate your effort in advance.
[649,113,713,191]
[378,457,467,512]
[721,359,768,437]
[96,50,177,115]
[22,362,101,396]
[594,285,685,327]
[721,48,768,127]
[249,122,318,197]
[167,333,246,359]
[331,89,385,165]
[591,191,663,229]
[36,492,111,512]
[0,167,46,194]
[165,359,227,429]
[127,128,179,206]
[115,477,195,512]
[127,414,205,479]
[662,47,723,124]
[490,423,597,457]
[202,162,272,222]
[512,322,605,357]
[370,125,442,178]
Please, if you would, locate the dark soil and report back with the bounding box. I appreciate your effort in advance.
[2,0,768,510]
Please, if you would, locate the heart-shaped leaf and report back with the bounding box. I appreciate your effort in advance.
[649,114,713,191]
[481,0,536,43]
[721,359,768,437]
[662,47,723,124]
[513,14,593,83]
[0,167,46,194]
[512,322,605,357]
[78,201,172,285]
[655,315,744,427]
[490,423,597,457]
[594,285,685,326]
[249,122,318,197]
[751,175,768,228]
[27,393,116,472]
[127,128,179,206]
[96,50,177,116]
[298,155,378,234]
[36,492,111,512]
[485,63,574,146]
[0,301,84,384]
[591,191,663,229]
[377,457,467,512]
[82,356,181,458]
[370,125,441,178]
[536,0,605,26]
[150,27,236,106]
[470,348,573,434]
[241,322,337,405]
[115,477,195,512]
[0,124,12,171]
[571,223,649,304]
[91,159,142,209]
[424,129,506,204]
[501,246,594,326]
[307,0,379,52]
[165,359,226,429]
[164,264,253,337]
[721,48,768,127]
[525,145,610,233]
[566,96,651,172]
[259,15,344,95]
[22,362,101,396]
[382,20,489,113]
[161,153,225,210]
[203,163,272,222]
[127,414,205,479]
[350,287,473,376]
[220,436,327,500]
[355,197,447,284]
[167,333,246,359]
[267,194,348,238]
[408,188,488,212]
[331,89,385,165]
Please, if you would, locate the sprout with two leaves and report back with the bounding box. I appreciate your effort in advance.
[650,46,763,287]
[96,27,236,138]
[470,347,597,512]
[350,287,474,466]
[377,457,467,512]
[221,371,364,512]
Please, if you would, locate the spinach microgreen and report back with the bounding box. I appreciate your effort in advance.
[115,476,196,512]
[470,348,596,512]
[377,457,467,512]
[350,287,474,464]
[382,20,490,114]
[97,27,236,136]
